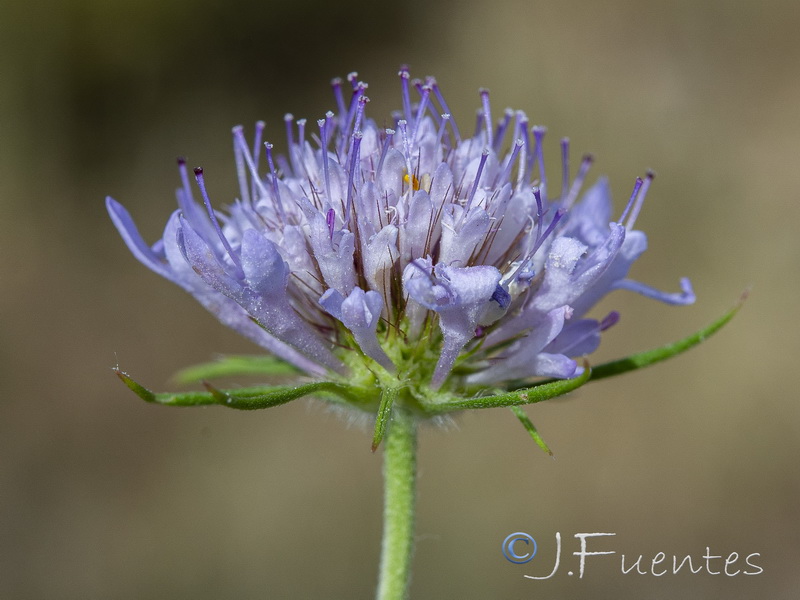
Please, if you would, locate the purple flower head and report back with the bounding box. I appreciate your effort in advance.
[107,70,694,401]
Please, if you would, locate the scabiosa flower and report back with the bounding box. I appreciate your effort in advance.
[108,69,745,600]
[108,69,693,404]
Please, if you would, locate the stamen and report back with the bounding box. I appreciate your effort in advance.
[376,128,395,178]
[464,148,490,215]
[429,78,461,142]
[532,126,547,199]
[318,118,332,204]
[397,120,413,177]
[560,138,570,200]
[533,187,544,244]
[341,82,367,156]
[252,121,266,171]
[516,112,531,184]
[530,207,565,258]
[625,170,655,231]
[347,71,359,90]
[496,138,524,187]
[619,177,644,224]
[492,108,514,152]
[232,127,270,202]
[344,132,362,226]
[352,95,369,142]
[297,119,306,147]
[561,153,594,210]
[264,143,287,222]
[480,88,492,147]
[331,77,347,121]
[411,85,431,143]
[193,167,244,278]
[232,125,251,205]
[177,157,196,204]
[284,114,294,149]
[284,114,299,178]
[399,67,413,125]
[435,114,451,153]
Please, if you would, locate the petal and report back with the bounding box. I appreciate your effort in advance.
[106,197,174,282]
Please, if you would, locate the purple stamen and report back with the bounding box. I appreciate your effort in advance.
[561,153,594,210]
[284,114,294,149]
[496,138,524,187]
[479,88,492,147]
[376,128,395,178]
[193,167,244,278]
[331,77,347,121]
[264,142,287,222]
[533,187,544,244]
[464,148,490,215]
[435,114,451,152]
[232,125,251,205]
[340,82,367,156]
[397,120,413,176]
[492,108,514,152]
[429,78,461,143]
[252,120,266,171]
[516,112,531,184]
[625,170,655,231]
[352,95,369,142]
[399,67,413,125]
[344,132,362,226]
[177,157,196,205]
[297,119,306,147]
[473,109,484,139]
[318,118,332,203]
[411,85,432,143]
[532,126,547,199]
[232,127,270,202]
[619,177,644,224]
[530,207,565,258]
[560,138,570,199]
[347,71,359,90]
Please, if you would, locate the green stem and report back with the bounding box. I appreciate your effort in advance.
[376,406,417,600]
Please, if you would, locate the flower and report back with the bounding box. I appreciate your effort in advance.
[107,69,695,409]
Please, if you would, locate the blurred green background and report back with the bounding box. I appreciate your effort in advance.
[1,0,798,598]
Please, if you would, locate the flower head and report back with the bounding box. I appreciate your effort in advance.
[107,69,694,410]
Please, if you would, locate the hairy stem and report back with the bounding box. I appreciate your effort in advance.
[376,406,417,600]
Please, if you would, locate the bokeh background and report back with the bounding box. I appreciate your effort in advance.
[1,0,798,598]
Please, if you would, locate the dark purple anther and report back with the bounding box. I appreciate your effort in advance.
[326,208,336,241]
[490,285,511,309]
[600,311,620,331]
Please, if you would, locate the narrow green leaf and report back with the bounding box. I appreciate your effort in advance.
[113,368,362,410]
[590,291,747,382]
[172,355,299,384]
[422,364,591,414]
[372,386,400,452]
[509,406,553,456]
